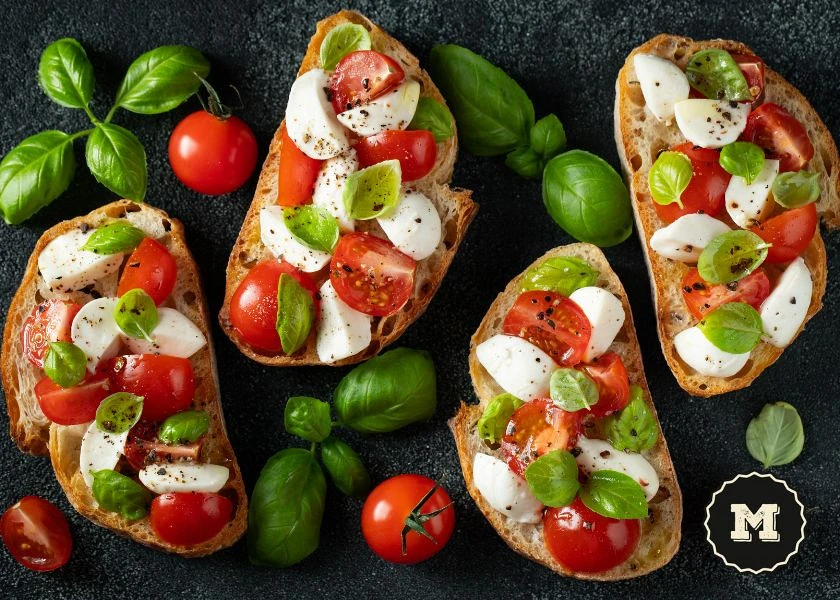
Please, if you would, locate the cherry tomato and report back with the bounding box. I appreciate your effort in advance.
[355,130,437,182]
[580,352,630,418]
[150,492,233,546]
[117,238,178,305]
[361,474,454,565]
[751,203,818,263]
[731,53,765,105]
[654,143,730,223]
[169,110,258,195]
[278,123,323,206]
[329,50,405,114]
[330,233,416,317]
[502,292,591,366]
[124,421,201,471]
[229,260,319,352]
[543,498,640,573]
[501,399,581,477]
[108,355,195,422]
[740,103,814,172]
[34,373,111,425]
[681,267,770,320]
[21,300,82,368]
[1,496,72,572]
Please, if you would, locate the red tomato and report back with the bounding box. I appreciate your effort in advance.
[501,399,581,477]
[150,492,233,546]
[580,352,630,418]
[108,355,195,422]
[21,300,82,368]
[502,292,591,366]
[124,421,201,471]
[654,143,730,223]
[329,50,405,114]
[681,267,771,320]
[168,110,258,195]
[34,373,111,425]
[229,260,319,352]
[278,123,323,206]
[361,474,454,564]
[330,233,416,317]
[1,496,72,572]
[731,53,765,105]
[751,203,818,263]
[355,130,437,181]
[117,238,178,305]
[740,103,814,172]
[543,498,641,573]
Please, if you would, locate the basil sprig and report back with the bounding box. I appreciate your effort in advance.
[343,160,402,220]
[579,470,649,520]
[319,23,371,71]
[319,436,372,498]
[408,97,455,143]
[282,206,339,253]
[91,469,151,520]
[43,341,87,389]
[520,257,599,296]
[550,368,599,412]
[80,220,145,255]
[719,142,765,184]
[524,450,580,507]
[114,288,158,341]
[772,171,820,208]
[276,274,315,355]
[605,385,658,453]
[698,230,770,284]
[285,397,332,443]
[685,49,752,102]
[698,302,763,354]
[158,410,209,444]
[477,393,523,445]
[505,114,567,179]
[746,402,805,468]
[95,392,143,434]
[648,151,692,208]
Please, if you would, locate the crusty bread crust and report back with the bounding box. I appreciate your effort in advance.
[1,200,247,556]
[451,243,682,581]
[219,10,477,366]
[614,34,838,397]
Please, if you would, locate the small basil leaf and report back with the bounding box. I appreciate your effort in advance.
[698,302,763,354]
[282,206,339,253]
[477,393,524,445]
[343,160,402,220]
[38,38,95,110]
[550,368,599,412]
[95,392,143,434]
[505,146,543,180]
[772,171,820,208]
[685,49,751,102]
[697,230,769,284]
[284,396,332,443]
[158,410,209,444]
[276,273,315,356]
[320,436,372,498]
[746,402,804,468]
[529,114,566,160]
[91,469,151,520]
[520,257,599,296]
[579,470,648,519]
[524,450,581,507]
[80,220,145,255]
[114,288,158,342]
[319,23,371,71]
[605,385,658,453]
[719,142,765,184]
[86,123,147,201]
[649,151,692,208]
[43,341,87,388]
[407,97,454,143]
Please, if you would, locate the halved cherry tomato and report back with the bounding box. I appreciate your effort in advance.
[502,292,591,366]
[278,123,323,206]
[330,232,416,317]
[580,352,630,418]
[1,496,72,572]
[229,260,320,352]
[124,421,202,471]
[731,53,765,105]
[329,50,405,114]
[355,130,437,181]
[740,103,814,172]
[117,238,178,305]
[681,267,771,320]
[108,355,195,422]
[654,143,730,223]
[150,492,233,546]
[22,300,82,368]
[34,373,111,425]
[501,399,582,477]
[543,498,640,573]
[751,203,818,263]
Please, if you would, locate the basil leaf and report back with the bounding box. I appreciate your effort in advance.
[86,123,147,201]
[282,206,339,253]
[158,410,209,444]
[248,448,326,568]
[113,45,210,115]
[408,97,454,143]
[772,171,820,208]
[319,23,371,71]
[477,393,523,445]
[521,256,598,296]
[334,348,436,433]
[685,49,751,102]
[276,273,315,355]
[579,470,648,519]
[95,392,143,435]
[43,341,86,389]
[80,220,145,255]
[343,160,402,220]
[284,396,332,443]
[550,368,599,412]
[504,147,542,180]
[114,288,158,342]
[605,385,658,453]
[428,44,534,156]
[542,150,633,248]
[524,450,581,507]
[649,151,692,208]
[91,469,151,520]
[697,230,769,284]
[698,302,763,354]
[0,130,76,225]
[320,436,371,498]
[719,142,765,184]
[529,114,566,160]
[38,38,95,110]
[746,402,805,468]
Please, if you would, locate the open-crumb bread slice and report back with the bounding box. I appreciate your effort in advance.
[451,243,682,581]
[614,34,838,397]
[219,10,477,367]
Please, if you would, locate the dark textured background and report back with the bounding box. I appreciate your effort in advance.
[1,1,838,598]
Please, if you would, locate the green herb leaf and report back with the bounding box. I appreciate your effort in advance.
[158,410,209,444]
[407,97,454,143]
[320,436,372,498]
[605,385,658,453]
[38,38,95,110]
[319,23,371,71]
[86,123,147,201]
[579,470,648,519]
[746,402,805,468]
[282,206,339,253]
[276,273,315,356]
[284,396,332,443]
[719,142,765,184]
[772,171,821,208]
[477,393,523,445]
[520,256,599,296]
[43,341,87,389]
[80,220,146,255]
[504,147,543,179]
[529,114,566,160]
[698,302,763,354]
[697,230,769,284]
[550,368,599,412]
[343,160,402,220]
[685,49,752,102]
[524,450,581,507]
[91,469,151,520]
[648,151,692,208]
[95,392,143,434]
[114,288,158,341]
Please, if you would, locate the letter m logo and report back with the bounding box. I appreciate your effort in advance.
[730,504,780,542]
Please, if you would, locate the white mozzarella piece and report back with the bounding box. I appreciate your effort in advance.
[260,206,332,273]
[71,297,123,373]
[475,334,555,401]
[650,214,731,262]
[568,287,625,362]
[633,54,689,121]
[38,229,124,293]
[725,159,779,228]
[79,422,128,489]
[312,149,358,232]
[376,190,442,260]
[285,69,350,160]
[315,280,372,364]
[760,257,812,348]
[139,463,229,494]
[124,307,206,358]
[336,79,420,137]
[674,99,750,148]
[575,437,659,501]
[472,453,543,524]
[673,326,750,377]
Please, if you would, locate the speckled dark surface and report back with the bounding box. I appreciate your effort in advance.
[1,0,838,598]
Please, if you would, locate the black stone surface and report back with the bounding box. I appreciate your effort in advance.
[1,1,838,598]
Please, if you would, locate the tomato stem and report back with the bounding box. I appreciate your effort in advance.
[399,482,453,556]
[194,73,241,121]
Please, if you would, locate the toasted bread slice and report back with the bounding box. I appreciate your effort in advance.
[219,10,477,366]
[614,35,838,397]
[1,200,247,556]
[451,243,682,581]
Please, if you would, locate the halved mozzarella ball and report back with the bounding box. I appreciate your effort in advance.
[139,463,229,494]
[337,79,420,137]
[312,149,358,232]
[633,54,689,121]
[674,99,750,148]
[260,206,331,273]
[79,422,128,489]
[568,287,625,362]
[475,334,555,401]
[38,230,124,293]
[650,214,731,262]
[725,159,779,228]
[575,437,659,501]
[124,307,206,358]
[673,326,750,377]
[760,257,812,348]
[71,297,123,373]
[376,190,441,260]
[285,69,350,160]
[472,453,543,524]
[316,280,372,364]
